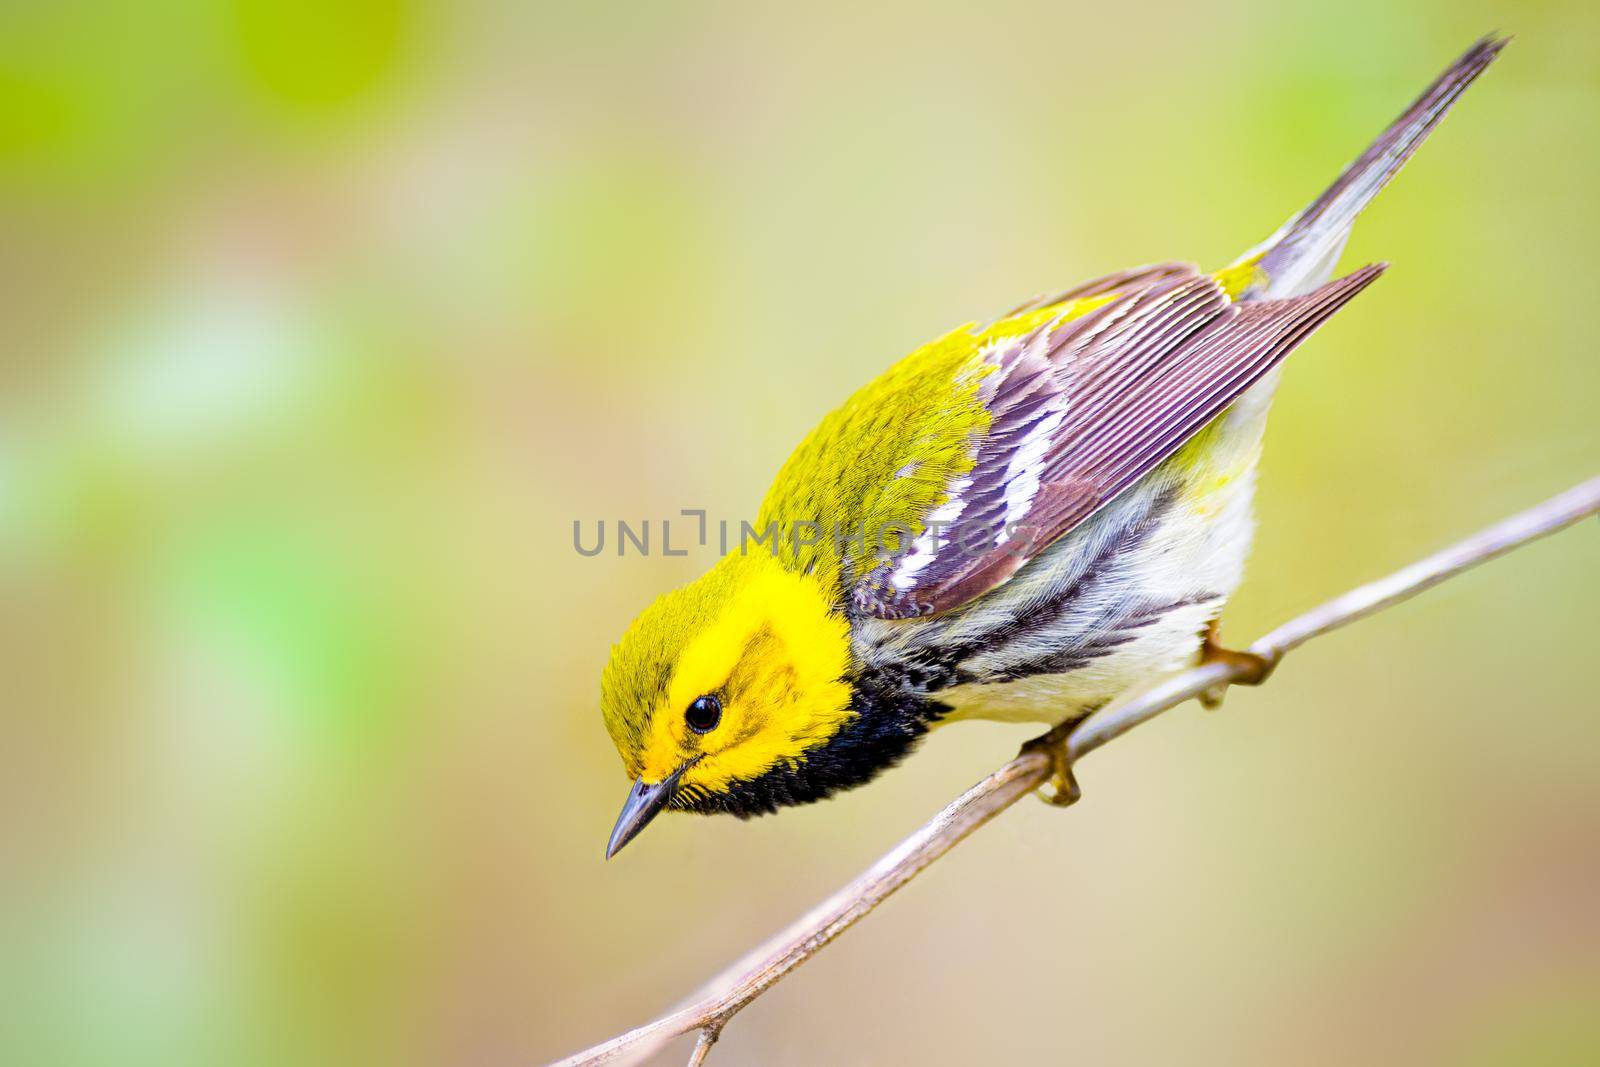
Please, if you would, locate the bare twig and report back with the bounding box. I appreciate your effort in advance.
[683,1029,718,1067]
[552,476,1600,1067]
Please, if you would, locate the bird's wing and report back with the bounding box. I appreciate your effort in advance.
[753,266,1206,595]
[851,263,1385,619]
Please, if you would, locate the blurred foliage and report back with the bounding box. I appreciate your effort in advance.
[1,2,1596,1066]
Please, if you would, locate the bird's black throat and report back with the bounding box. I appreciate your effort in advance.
[671,673,947,819]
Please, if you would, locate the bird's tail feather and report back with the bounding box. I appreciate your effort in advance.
[1237,34,1508,299]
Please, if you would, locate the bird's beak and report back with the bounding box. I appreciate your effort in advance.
[605,761,693,859]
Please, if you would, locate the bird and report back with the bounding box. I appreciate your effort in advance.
[599,36,1506,858]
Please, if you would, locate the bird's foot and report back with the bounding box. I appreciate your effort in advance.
[1019,720,1081,807]
[1197,619,1277,709]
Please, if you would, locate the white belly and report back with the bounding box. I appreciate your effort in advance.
[937,470,1256,725]
[855,380,1275,728]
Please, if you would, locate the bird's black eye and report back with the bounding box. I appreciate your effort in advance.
[685,695,722,734]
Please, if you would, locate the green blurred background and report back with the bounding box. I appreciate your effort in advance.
[1,2,1596,1065]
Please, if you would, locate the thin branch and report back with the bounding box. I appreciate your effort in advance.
[684,1029,718,1067]
[552,475,1600,1067]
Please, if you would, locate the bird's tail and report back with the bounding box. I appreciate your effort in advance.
[1234,35,1508,300]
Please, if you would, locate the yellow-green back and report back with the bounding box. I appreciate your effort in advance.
[755,291,1122,589]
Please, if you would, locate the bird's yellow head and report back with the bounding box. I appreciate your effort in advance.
[600,552,921,857]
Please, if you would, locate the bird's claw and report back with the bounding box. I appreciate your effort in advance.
[1197,620,1277,709]
[1020,724,1081,807]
